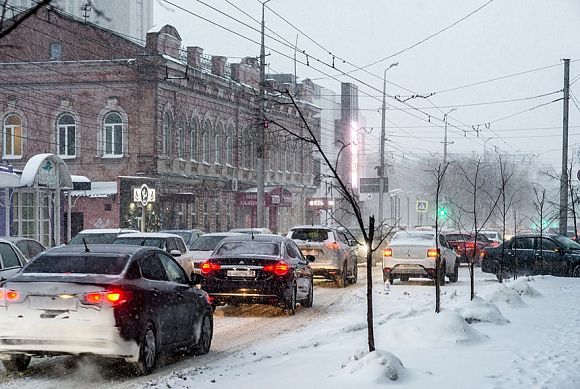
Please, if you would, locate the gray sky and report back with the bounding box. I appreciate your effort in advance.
[154,0,580,171]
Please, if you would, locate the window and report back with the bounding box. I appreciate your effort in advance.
[538,238,558,251]
[215,200,221,231]
[57,113,76,157]
[226,126,234,165]
[285,242,299,259]
[162,112,171,156]
[215,124,224,164]
[3,114,22,158]
[103,112,123,156]
[49,42,62,60]
[177,126,184,159]
[26,241,45,259]
[157,252,189,284]
[0,243,22,268]
[202,121,211,163]
[190,120,198,161]
[513,237,534,250]
[139,253,167,281]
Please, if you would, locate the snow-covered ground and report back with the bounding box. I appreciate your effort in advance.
[2,267,579,388]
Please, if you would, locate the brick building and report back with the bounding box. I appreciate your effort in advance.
[0,7,320,238]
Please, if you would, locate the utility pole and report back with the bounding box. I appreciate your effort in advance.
[443,108,457,164]
[378,62,398,228]
[256,0,270,228]
[560,58,571,235]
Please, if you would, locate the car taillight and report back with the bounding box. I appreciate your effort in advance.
[0,289,20,304]
[83,290,129,306]
[383,248,392,257]
[465,242,476,249]
[200,260,221,275]
[427,248,439,258]
[324,241,340,250]
[263,261,290,276]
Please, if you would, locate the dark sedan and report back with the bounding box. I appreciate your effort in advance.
[199,235,314,315]
[481,234,580,280]
[0,245,213,375]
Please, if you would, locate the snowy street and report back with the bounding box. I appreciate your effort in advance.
[1,266,579,389]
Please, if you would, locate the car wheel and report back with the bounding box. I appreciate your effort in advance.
[388,274,394,285]
[2,354,31,372]
[400,276,409,282]
[285,284,297,316]
[350,261,358,284]
[133,323,157,375]
[192,313,213,355]
[335,263,348,288]
[301,279,314,308]
[437,262,446,285]
[572,265,580,277]
[448,261,459,283]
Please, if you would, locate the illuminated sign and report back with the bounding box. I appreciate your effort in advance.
[306,198,335,210]
[133,184,156,206]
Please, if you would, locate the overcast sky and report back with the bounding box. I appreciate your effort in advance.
[153,0,580,172]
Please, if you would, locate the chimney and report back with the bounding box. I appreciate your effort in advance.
[211,56,227,77]
[187,46,203,67]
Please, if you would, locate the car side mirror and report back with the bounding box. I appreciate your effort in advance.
[170,249,182,257]
[190,272,203,285]
[348,240,357,246]
[306,254,315,262]
[0,277,6,285]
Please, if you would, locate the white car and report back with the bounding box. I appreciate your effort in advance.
[188,232,246,274]
[382,230,459,284]
[113,232,195,275]
[0,239,28,282]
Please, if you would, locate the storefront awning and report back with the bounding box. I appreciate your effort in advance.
[71,181,117,198]
[235,186,292,207]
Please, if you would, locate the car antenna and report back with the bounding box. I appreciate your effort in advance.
[82,237,90,253]
[251,228,255,240]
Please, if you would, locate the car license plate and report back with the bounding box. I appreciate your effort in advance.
[227,269,255,277]
[398,265,416,269]
[29,296,78,311]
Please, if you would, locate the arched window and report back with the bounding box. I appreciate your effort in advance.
[226,126,234,166]
[177,126,185,159]
[57,113,76,157]
[3,114,22,158]
[242,128,252,169]
[162,112,171,156]
[103,112,123,156]
[202,121,211,163]
[190,119,198,161]
[214,124,223,165]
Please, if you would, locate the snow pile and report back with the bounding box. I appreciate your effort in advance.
[339,350,404,382]
[507,277,542,297]
[478,283,527,308]
[381,309,486,345]
[455,296,509,324]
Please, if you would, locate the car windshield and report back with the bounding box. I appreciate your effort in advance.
[69,233,119,245]
[23,254,129,275]
[482,232,499,239]
[445,234,470,241]
[162,231,192,242]
[113,237,165,248]
[392,232,434,242]
[553,235,580,250]
[215,241,280,256]
[289,228,329,242]
[190,236,227,251]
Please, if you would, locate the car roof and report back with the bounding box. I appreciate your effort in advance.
[198,232,246,237]
[116,232,183,239]
[42,244,158,256]
[77,228,138,234]
[289,225,335,230]
[220,234,286,243]
[160,229,204,233]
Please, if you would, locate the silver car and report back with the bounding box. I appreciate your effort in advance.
[287,225,357,287]
[0,239,28,282]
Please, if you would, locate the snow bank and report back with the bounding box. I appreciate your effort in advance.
[506,277,542,297]
[339,350,404,382]
[455,296,509,324]
[380,309,486,345]
[478,283,527,308]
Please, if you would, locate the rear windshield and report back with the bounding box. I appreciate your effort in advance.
[190,236,227,251]
[161,231,192,242]
[113,237,165,248]
[23,255,129,275]
[392,232,434,242]
[215,241,280,256]
[289,229,329,242]
[445,234,471,241]
[69,233,119,245]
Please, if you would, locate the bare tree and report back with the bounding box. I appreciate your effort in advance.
[496,155,516,283]
[531,185,557,276]
[431,162,449,313]
[0,0,52,40]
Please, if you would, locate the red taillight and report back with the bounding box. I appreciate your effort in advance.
[324,241,340,250]
[85,292,103,304]
[83,291,128,306]
[465,242,476,249]
[427,248,439,258]
[201,260,221,275]
[383,248,393,257]
[263,261,290,276]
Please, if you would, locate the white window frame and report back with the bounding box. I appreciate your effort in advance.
[2,114,23,159]
[57,113,76,158]
[103,112,123,157]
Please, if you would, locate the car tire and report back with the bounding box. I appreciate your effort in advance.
[349,261,358,284]
[336,263,348,288]
[388,274,394,285]
[571,265,580,277]
[133,323,157,376]
[448,261,459,283]
[285,284,297,316]
[192,313,213,355]
[301,279,314,308]
[2,354,31,372]
[400,276,409,282]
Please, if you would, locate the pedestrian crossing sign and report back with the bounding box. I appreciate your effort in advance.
[416,200,428,213]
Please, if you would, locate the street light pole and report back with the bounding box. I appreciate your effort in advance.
[378,62,398,229]
[443,108,457,164]
[256,0,270,228]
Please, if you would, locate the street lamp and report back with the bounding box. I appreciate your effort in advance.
[378,62,399,229]
[443,108,457,164]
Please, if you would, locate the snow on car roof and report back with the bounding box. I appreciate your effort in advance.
[116,232,183,239]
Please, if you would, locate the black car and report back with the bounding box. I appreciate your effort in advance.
[199,234,314,315]
[481,234,580,280]
[0,245,213,375]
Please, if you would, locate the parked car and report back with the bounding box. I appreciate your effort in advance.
[382,230,459,284]
[479,230,503,246]
[188,232,245,274]
[199,234,314,315]
[68,228,138,245]
[2,237,46,261]
[159,229,205,248]
[228,227,273,235]
[443,232,494,264]
[113,232,195,275]
[0,238,28,282]
[481,234,580,280]
[0,244,213,374]
[287,225,357,287]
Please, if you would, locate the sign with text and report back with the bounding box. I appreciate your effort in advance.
[306,197,335,210]
[133,184,156,206]
[359,177,388,193]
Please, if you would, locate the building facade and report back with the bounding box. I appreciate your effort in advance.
[0,7,320,239]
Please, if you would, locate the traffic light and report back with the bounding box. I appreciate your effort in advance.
[437,205,448,218]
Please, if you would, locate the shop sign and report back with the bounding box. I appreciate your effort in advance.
[37,160,58,188]
[133,184,156,206]
[306,197,334,210]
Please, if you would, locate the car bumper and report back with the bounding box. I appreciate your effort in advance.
[202,278,290,305]
[383,258,436,278]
